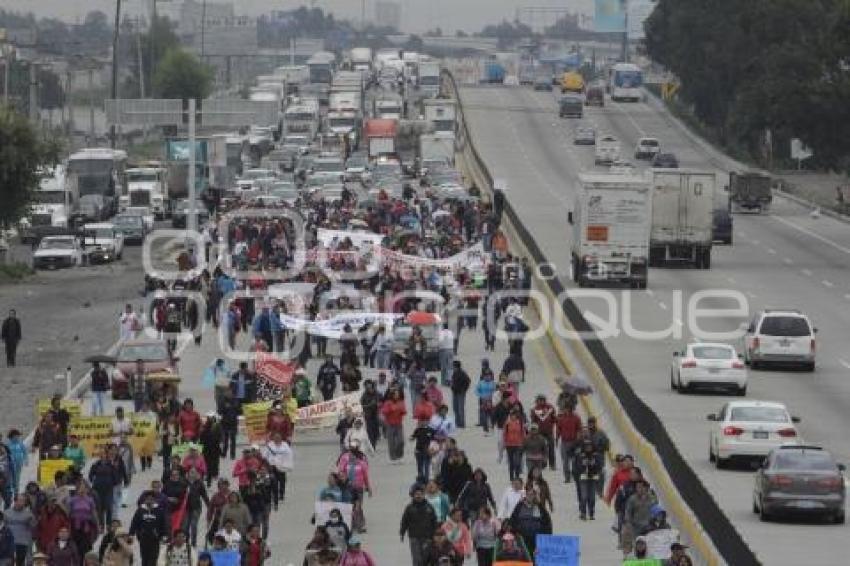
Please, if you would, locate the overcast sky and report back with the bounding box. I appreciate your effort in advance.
[2,0,594,33]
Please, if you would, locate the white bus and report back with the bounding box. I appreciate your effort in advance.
[66,148,128,220]
[608,63,644,102]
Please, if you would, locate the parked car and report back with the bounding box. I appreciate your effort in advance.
[113,338,177,400]
[753,445,845,523]
[742,309,816,371]
[708,400,801,468]
[671,342,747,395]
[33,235,83,269]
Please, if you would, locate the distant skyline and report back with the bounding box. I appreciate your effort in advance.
[0,0,595,34]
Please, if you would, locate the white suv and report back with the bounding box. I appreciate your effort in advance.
[742,309,816,371]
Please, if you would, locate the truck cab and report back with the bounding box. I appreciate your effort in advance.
[122,167,168,218]
[81,222,124,263]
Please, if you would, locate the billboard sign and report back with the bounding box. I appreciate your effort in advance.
[594,0,627,33]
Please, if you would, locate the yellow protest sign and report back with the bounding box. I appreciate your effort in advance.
[242,393,363,441]
[38,458,74,487]
[36,399,82,420]
[68,415,157,457]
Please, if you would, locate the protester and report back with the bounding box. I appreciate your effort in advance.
[1,310,22,368]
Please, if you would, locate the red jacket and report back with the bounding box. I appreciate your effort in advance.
[178,409,202,440]
[555,412,583,442]
[265,413,293,442]
[412,400,435,422]
[36,508,70,552]
[503,418,526,447]
[381,399,407,426]
[531,403,557,435]
[605,468,632,504]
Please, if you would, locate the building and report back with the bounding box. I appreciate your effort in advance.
[374,1,402,31]
[158,0,235,37]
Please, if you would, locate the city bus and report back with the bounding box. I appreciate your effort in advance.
[608,63,644,102]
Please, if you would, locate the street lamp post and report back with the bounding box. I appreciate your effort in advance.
[111,0,122,147]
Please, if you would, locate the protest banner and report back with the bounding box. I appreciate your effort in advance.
[209,550,241,566]
[535,534,580,566]
[255,354,297,387]
[280,312,402,340]
[38,458,74,487]
[68,415,157,457]
[645,528,679,559]
[314,501,354,527]
[380,242,488,273]
[35,399,82,420]
[622,560,663,566]
[242,392,362,440]
[317,228,385,248]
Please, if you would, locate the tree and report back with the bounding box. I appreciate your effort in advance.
[153,48,213,101]
[0,106,61,227]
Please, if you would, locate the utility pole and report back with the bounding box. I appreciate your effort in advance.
[149,0,157,92]
[361,0,366,31]
[65,69,73,135]
[111,0,122,147]
[88,68,95,142]
[28,62,38,125]
[136,18,145,98]
[187,98,198,234]
[2,44,10,106]
[621,0,629,62]
[200,0,207,61]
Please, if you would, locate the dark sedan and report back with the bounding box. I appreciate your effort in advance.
[652,152,680,168]
[753,445,846,523]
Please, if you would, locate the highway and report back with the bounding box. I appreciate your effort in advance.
[460,84,850,565]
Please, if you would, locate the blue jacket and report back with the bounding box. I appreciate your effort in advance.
[475,379,496,400]
[6,439,27,473]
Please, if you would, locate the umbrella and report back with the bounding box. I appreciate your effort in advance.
[84,354,117,364]
[406,311,441,325]
[560,375,594,396]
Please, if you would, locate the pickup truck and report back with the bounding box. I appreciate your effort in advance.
[33,235,83,269]
[81,223,124,263]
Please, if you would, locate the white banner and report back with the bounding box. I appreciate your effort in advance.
[297,392,362,430]
[317,228,385,248]
[280,312,402,339]
[380,242,489,272]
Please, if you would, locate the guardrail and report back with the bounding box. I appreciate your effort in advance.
[442,68,762,566]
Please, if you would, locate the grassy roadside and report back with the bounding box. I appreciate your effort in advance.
[0,262,35,284]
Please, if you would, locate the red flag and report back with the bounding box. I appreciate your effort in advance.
[171,493,189,536]
[255,353,297,387]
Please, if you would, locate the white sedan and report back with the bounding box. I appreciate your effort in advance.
[671,342,748,395]
[708,400,802,468]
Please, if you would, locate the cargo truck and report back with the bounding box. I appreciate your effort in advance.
[422,99,456,133]
[364,119,398,158]
[120,166,169,218]
[418,61,441,97]
[20,166,76,243]
[728,171,772,213]
[568,173,652,288]
[561,71,585,94]
[164,139,210,205]
[648,169,716,268]
[480,61,506,84]
[418,132,455,169]
[349,47,373,72]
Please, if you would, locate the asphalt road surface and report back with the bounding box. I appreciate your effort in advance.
[17,304,626,564]
[461,84,850,565]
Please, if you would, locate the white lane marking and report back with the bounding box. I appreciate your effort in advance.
[739,231,748,238]
[773,215,850,255]
[646,289,655,297]
[673,318,683,326]
[802,269,813,276]
[752,239,761,245]
[840,359,850,370]
[609,98,646,137]
[783,258,793,265]
[823,280,834,288]
[746,291,757,299]
[658,302,668,310]
[845,294,850,300]
[767,248,777,255]
[726,277,737,284]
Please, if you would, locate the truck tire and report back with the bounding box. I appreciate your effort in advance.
[571,256,580,283]
[702,248,712,269]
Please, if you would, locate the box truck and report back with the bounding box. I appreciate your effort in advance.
[649,169,717,268]
[568,173,652,288]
